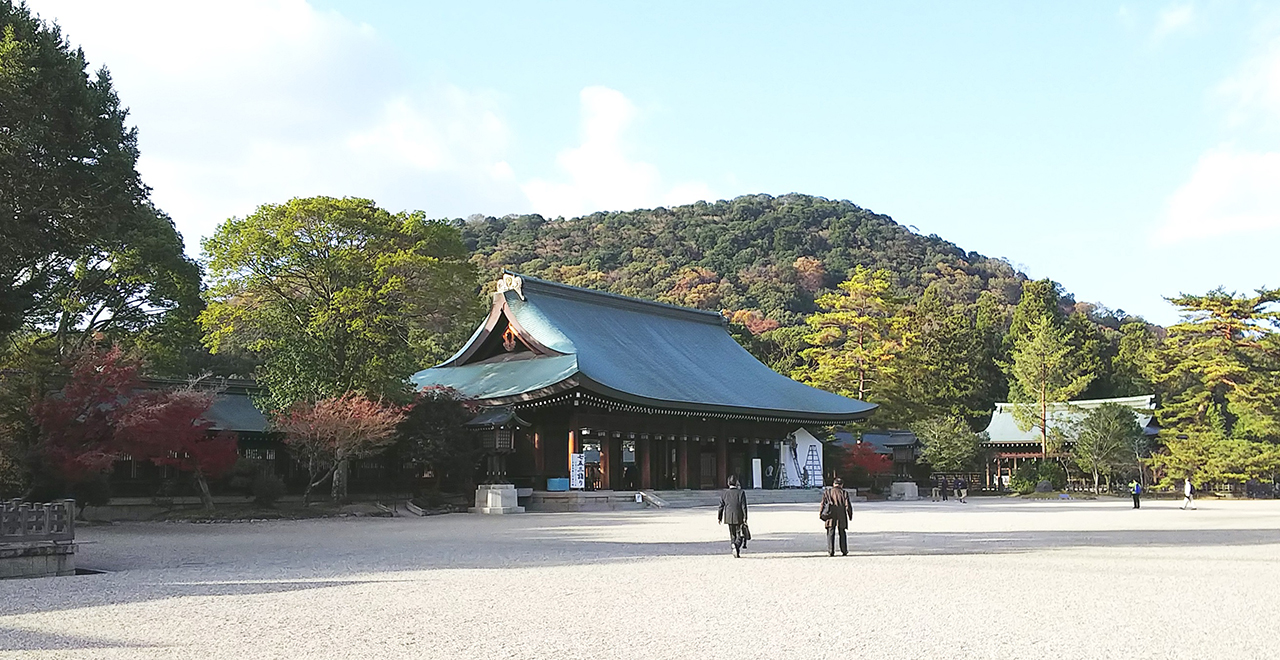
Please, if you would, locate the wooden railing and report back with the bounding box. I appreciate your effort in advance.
[0,499,75,544]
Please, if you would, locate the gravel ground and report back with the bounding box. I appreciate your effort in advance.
[2,497,1278,659]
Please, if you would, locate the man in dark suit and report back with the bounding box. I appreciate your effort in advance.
[822,477,854,557]
[718,475,748,558]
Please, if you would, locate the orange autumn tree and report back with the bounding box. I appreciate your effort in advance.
[276,393,405,504]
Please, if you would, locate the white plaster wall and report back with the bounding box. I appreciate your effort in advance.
[780,427,824,488]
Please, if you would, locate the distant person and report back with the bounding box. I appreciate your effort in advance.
[764,463,775,489]
[955,477,968,503]
[718,475,749,557]
[931,478,941,502]
[1130,480,1142,509]
[820,477,854,556]
[1181,478,1197,510]
[941,479,950,502]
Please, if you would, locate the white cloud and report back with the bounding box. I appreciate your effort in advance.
[522,86,713,218]
[1152,3,1196,41]
[26,0,525,254]
[1218,36,1280,131]
[1157,148,1280,243]
[1156,14,1280,244]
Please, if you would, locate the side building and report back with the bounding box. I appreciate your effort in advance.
[411,272,877,491]
[982,394,1157,489]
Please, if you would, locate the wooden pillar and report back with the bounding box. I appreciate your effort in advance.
[677,438,689,489]
[638,437,652,490]
[716,436,728,488]
[600,435,612,491]
[533,429,545,481]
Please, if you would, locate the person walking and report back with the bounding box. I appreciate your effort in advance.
[718,475,749,557]
[820,477,854,557]
[1180,477,1197,510]
[1130,480,1142,509]
[930,477,941,502]
[955,477,968,503]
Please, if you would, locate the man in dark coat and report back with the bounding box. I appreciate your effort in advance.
[718,475,748,557]
[822,477,854,557]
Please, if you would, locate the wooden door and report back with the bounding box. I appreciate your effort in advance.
[700,452,717,489]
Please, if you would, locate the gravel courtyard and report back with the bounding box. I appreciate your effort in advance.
[2,497,1278,659]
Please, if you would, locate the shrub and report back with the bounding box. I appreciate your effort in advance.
[252,473,287,507]
[70,474,112,513]
[1011,460,1067,494]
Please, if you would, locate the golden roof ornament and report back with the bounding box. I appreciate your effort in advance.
[496,273,525,300]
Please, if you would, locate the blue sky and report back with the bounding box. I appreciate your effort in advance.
[26,1,1280,325]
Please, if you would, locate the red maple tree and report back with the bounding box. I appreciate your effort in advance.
[275,393,405,504]
[32,347,140,482]
[33,347,238,510]
[841,442,893,479]
[115,385,238,511]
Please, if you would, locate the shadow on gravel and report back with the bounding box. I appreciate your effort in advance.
[0,626,163,652]
[0,578,395,618]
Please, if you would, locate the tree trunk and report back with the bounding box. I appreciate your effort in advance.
[195,469,215,512]
[331,458,349,503]
[303,460,337,506]
[1040,374,1048,459]
[1092,469,1099,495]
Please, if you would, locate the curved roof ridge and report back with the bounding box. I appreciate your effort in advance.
[507,271,726,326]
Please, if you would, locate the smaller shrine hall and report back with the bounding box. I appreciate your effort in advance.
[981,395,1158,488]
[411,272,877,491]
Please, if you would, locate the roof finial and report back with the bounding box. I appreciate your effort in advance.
[496,273,525,300]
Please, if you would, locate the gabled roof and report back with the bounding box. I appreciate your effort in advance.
[411,273,876,423]
[982,395,1156,444]
[465,407,531,429]
[833,429,918,454]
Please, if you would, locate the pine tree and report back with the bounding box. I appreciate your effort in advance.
[1007,316,1094,458]
[792,266,912,414]
[1151,288,1280,484]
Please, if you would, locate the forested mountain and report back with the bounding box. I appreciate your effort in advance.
[463,193,1026,328]
[460,194,1150,429]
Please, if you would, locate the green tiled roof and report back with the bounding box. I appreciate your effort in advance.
[411,273,877,423]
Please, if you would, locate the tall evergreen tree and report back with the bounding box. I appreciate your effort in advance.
[793,266,912,415]
[1150,288,1280,484]
[880,286,1002,428]
[1007,316,1095,457]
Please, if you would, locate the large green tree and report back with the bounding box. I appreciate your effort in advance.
[1007,315,1095,458]
[200,196,480,410]
[1,1,175,338]
[880,286,1005,428]
[1071,402,1143,494]
[915,415,983,472]
[1150,288,1280,484]
[793,266,913,414]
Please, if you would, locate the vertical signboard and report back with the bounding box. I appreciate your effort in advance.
[569,453,585,490]
[752,458,763,489]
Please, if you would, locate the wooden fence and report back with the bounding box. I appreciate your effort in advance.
[0,500,75,544]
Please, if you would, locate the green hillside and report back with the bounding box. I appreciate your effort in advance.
[463,193,1027,327]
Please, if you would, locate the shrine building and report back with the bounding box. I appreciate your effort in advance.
[410,272,877,492]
